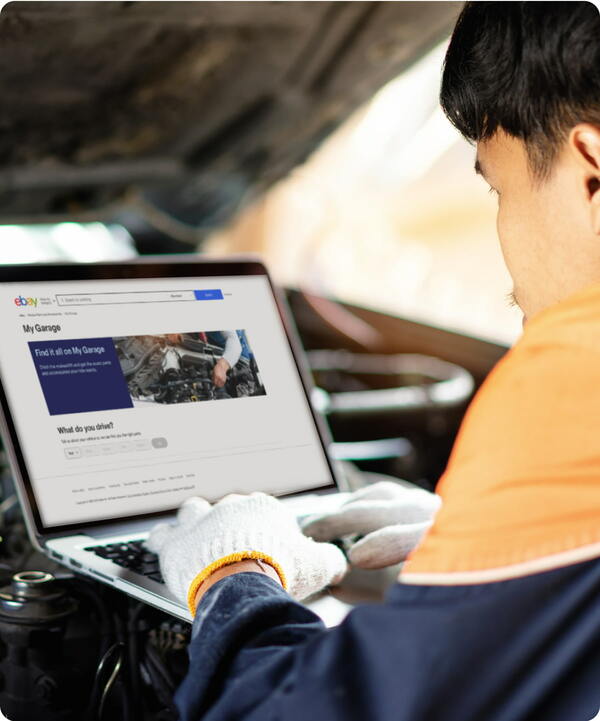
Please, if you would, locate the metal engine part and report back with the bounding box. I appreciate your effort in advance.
[115,335,166,397]
[0,571,97,721]
[115,335,264,404]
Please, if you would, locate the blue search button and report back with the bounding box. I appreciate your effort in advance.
[194,289,223,300]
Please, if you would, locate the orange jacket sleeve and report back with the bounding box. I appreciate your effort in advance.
[402,283,600,583]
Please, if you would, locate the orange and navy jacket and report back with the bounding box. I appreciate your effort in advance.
[175,284,600,721]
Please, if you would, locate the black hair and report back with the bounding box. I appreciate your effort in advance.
[440,1,600,177]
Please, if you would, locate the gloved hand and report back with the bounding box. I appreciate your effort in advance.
[146,492,348,615]
[301,481,441,569]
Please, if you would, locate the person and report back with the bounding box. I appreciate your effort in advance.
[147,4,600,720]
[165,330,244,388]
[204,330,243,389]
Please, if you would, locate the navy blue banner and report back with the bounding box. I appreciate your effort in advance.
[29,338,133,416]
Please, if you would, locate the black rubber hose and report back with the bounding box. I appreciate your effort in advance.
[113,610,133,721]
[127,602,146,721]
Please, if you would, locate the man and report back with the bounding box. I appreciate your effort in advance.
[204,330,244,389]
[148,4,600,720]
[166,330,243,388]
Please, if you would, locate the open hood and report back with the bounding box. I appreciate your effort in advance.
[0,1,460,233]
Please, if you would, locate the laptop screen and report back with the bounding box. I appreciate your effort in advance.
[0,267,335,531]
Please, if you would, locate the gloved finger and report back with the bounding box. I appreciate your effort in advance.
[347,521,432,569]
[342,482,441,515]
[218,492,251,506]
[290,540,348,600]
[217,492,279,513]
[177,496,212,526]
[342,481,413,503]
[320,540,349,586]
[145,522,172,552]
[301,497,437,541]
[381,493,441,522]
[358,472,423,491]
[302,503,398,540]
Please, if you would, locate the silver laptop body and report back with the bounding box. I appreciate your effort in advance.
[0,257,341,622]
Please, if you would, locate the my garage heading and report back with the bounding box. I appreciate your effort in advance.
[22,323,62,334]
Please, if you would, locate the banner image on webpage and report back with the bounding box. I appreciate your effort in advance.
[29,330,265,416]
[115,330,266,405]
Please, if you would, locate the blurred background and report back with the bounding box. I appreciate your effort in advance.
[207,39,522,346]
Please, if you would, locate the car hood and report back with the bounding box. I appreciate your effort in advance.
[0,1,460,231]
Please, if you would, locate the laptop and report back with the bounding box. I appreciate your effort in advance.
[0,257,342,621]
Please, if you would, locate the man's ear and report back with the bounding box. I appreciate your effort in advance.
[568,123,600,234]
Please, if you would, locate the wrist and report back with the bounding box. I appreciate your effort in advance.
[194,559,282,610]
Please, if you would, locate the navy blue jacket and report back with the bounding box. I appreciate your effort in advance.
[176,557,600,721]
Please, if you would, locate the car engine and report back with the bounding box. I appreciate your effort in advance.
[115,335,265,405]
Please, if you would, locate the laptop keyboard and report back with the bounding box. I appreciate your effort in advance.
[83,539,164,583]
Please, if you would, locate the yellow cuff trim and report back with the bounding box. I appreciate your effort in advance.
[187,551,288,617]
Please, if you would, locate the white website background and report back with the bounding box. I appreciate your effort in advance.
[0,275,333,527]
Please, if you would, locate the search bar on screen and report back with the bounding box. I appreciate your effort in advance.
[55,289,223,306]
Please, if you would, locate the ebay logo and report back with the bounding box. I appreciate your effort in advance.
[13,295,38,307]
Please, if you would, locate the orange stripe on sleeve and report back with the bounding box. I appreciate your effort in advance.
[402,283,600,581]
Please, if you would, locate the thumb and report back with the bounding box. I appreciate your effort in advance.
[305,539,348,586]
[321,541,349,585]
[145,522,172,553]
[177,496,212,526]
[289,540,348,600]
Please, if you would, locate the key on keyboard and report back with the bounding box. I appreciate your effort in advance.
[83,539,164,583]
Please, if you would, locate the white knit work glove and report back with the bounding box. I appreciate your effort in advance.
[146,492,348,615]
[301,481,441,569]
